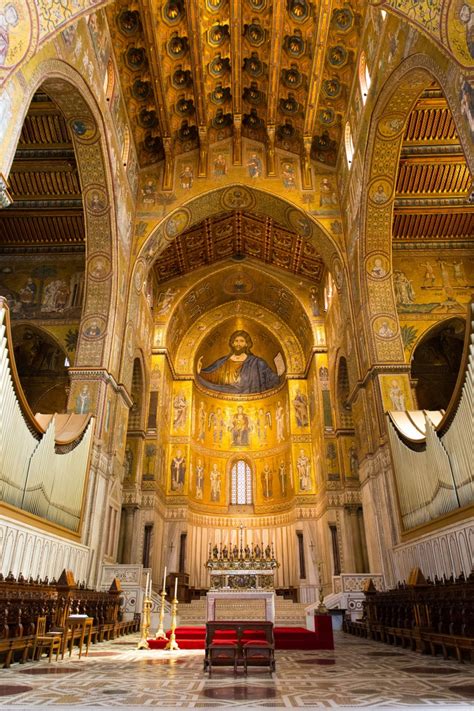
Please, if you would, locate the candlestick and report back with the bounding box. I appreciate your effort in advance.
[162,566,167,593]
[154,587,169,640]
[316,561,328,613]
[137,592,152,649]
[165,579,180,650]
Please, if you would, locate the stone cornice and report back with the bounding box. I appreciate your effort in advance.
[68,368,132,408]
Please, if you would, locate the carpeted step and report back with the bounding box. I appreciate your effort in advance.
[147,625,333,651]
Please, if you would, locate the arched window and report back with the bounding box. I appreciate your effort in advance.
[358,51,371,104]
[344,122,354,166]
[231,460,253,505]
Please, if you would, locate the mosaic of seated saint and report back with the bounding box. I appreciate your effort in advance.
[196,330,284,395]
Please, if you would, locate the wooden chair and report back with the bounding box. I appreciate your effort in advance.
[242,639,275,675]
[32,616,62,663]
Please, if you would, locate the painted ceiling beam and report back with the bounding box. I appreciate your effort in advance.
[301,0,333,188]
[230,0,242,165]
[139,0,174,188]
[265,5,285,177]
[303,0,333,139]
[186,0,209,177]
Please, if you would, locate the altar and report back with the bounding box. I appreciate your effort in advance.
[207,590,275,622]
[205,540,279,623]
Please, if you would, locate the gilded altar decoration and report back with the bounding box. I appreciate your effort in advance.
[206,536,279,591]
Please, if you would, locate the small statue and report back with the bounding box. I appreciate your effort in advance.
[222,545,229,559]
[212,544,218,559]
[254,543,261,559]
[265,545,271,559]
[232,544,239,560]
[244,544,251,559]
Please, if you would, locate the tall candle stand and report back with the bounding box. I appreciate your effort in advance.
[164,594,180,650]
[137,593,152,649]
[316,561,328,613]
[155,587,168,640]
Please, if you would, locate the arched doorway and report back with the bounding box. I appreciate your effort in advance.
[411,318,465,410]
[0,88,85,412]
[11,324,69,413]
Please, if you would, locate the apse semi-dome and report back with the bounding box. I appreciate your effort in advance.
[195,320,286,396]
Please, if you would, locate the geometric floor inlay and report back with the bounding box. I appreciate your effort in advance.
[202,686,278,700]
[366,652,405,657]
[447,685,474,697]
[400,666,461,674]
[86,652,121,657]
[102,690,131,695]
[0,686,33,697]
[17,667,80,675]
[0,631,473,710]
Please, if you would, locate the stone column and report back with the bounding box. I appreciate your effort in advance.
[120,505,139,564]
[345,504,364,573]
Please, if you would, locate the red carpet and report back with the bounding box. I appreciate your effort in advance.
[147,624,334,650]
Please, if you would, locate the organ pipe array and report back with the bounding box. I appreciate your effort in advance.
[387,303,474,531]
[0,300,94,533]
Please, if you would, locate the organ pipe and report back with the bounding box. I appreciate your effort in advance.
[0,299,94,533]
[387,302,474,531]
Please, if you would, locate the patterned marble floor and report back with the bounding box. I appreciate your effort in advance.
[0,632,473,710]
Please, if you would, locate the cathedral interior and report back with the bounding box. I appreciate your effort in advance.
[0,0,473,708]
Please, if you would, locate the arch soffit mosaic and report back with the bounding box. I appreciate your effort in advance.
[160,261,314,364]
[135,185,343,271]
[10,61,120,372]
[133,186,343,315]
[129,349,149,429]
[359,52,474,367]
[0,1,112,89]
[379,1,474,70]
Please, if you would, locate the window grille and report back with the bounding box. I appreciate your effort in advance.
[231,460,252,505]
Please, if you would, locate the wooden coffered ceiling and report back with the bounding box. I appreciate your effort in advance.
[153,210,324,283]
[106,0,364,167]
[0,92,84,251]
[393,87,474,244]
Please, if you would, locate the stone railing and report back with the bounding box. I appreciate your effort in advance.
[332,574,384,594]
[100,564,170,626]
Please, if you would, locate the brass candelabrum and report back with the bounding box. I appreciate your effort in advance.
[316,561,328,614]
[137,595,153,649]
[155,589,169,640]
[164,595,180,651]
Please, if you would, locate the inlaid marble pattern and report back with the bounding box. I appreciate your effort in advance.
[0,632,473,710]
